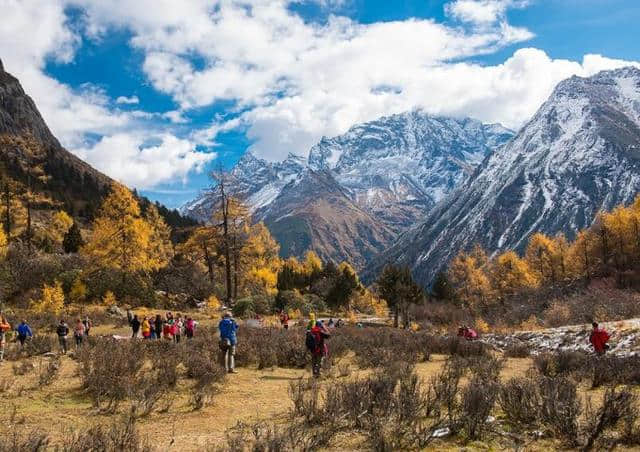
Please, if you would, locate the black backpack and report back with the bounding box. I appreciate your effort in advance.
[305,331,317,351]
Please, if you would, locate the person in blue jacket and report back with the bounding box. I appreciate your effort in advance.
[16,320,33,346]
[218,311,238,373]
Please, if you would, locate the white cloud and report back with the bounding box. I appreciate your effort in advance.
[2,0,639,170]
[445,0,530,26]
[115,95,140,104]
[75,134,215,189]
[0,0,216,189]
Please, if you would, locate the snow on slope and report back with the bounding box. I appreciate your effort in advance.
[368,67,640,286]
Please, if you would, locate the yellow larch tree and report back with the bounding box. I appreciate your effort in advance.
[179,225,220,284]
[144,203,174,269]
[490,250,538,299]
[31,280,65,314]
[448,247,492,306]
[525,233,560,284]
[50,210,74,244]
[82,183,159,282]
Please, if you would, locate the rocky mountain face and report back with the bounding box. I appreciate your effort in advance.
[308,112,513,228]
[257,169,397,269]
[182,111,513,267]
[0,58,111,217]
[368,67,640,286]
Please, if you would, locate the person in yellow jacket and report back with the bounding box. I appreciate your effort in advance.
[141,316,152,339]
[0,313,12,362]
[306,313,316,331]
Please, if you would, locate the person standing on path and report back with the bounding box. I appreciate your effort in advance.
[218,311,239,373]
[131,314,141,339]
[73,318,85,348]
[16,319,33,347]
[57,319,69,354]
[141,316,152,339]
[0,313,11,362]
[82,316,92,337]
[154,314,164,340]
[185,316,196,339]
[589,322,610,355]
[310,320,330,378]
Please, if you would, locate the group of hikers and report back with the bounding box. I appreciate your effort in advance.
[0,309,614,377]
[128,309,198,342]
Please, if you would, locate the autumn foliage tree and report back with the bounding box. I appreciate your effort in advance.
[82,183,171,289]
[447,194,640,305]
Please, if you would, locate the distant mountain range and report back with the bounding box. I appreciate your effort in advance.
[182,112,514,268]
[366,66,640,285]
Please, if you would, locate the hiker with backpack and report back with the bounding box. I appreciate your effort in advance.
[0,313,10,362]
[219,311,238,373]
[57,319,69,354]
[589,322,610,355]
[307,320,330,378]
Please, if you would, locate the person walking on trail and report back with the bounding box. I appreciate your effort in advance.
[57,319,69,354]
[279,311,289,330]
[174,314,184,343]
[154,314,164,340]
[308,320,330,378]
[589,322,610,355]
[141,316,152,339]
[0,313,11,362]
[131,314,141,339]
[16,319,33,347]
[126,308,133,326]
[219,311,239,373]
[73,318,85,348]
[82,316,92,337]
[185,316,196,339]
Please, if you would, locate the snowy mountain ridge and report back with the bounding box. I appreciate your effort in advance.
[367,66,640,285]
[182,111,514,232]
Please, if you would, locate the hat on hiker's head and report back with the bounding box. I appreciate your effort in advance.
[224,311,232,318]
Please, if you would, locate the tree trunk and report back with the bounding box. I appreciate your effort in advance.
[393,305,399,328]
[202,245,214,284]
[220,182,233,306]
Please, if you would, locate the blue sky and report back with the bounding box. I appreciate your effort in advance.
[2,0,639,208]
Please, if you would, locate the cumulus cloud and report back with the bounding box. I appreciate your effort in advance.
[2,0,639,169]
[115,95,140,104]
[445,0,530,26]
[75,134,215,189]
[0,0,215,189]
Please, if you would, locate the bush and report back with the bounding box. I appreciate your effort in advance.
[461,377,498,439]
[499,377,540,427]
[539,375,580,446]
[61,414,148,452]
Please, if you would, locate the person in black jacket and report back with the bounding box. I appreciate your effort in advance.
[57,319,69,354]
[131,314,141,339]
[154,314,164,340]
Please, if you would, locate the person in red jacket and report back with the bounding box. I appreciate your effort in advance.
[457,325,478,341]
[310,321,330,378]
[589,322,610,355]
